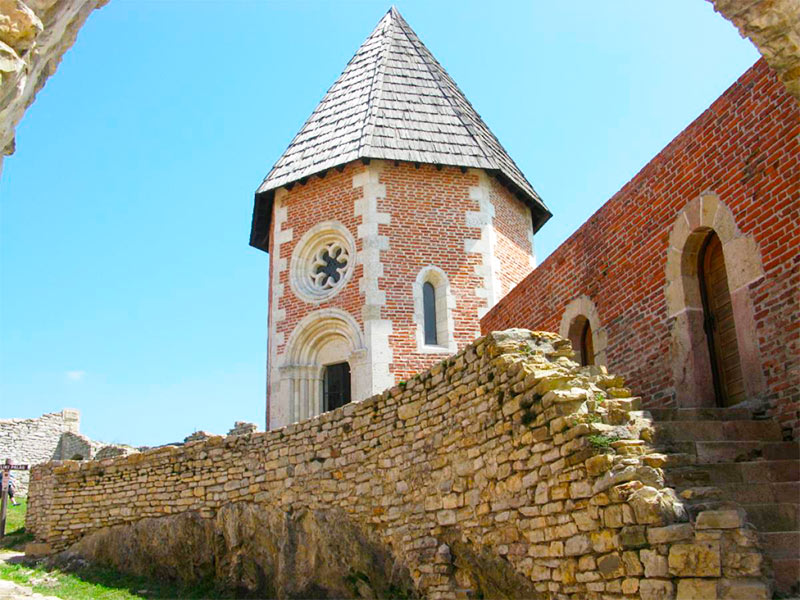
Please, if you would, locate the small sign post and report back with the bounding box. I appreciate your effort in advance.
[1,459,29,538]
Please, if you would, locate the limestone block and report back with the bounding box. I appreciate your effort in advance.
[717,578,770,600]
[668,541,721,577]
[585,453,614,476]
[592,464,663,494]
[620,525,648,549]
[564,534,591,556]
[629,486,686,525]
[0,0,42,51]
[695,509,745,530]
[397,400,422,420]
[640,579,675,600]
[621,577,639,595]
[647,523,694,544]
[622,550,643,576]
[676,578,717,600]
[641,548,669,578]
[723,236,764,291]
[722,550,764,577]
[596,552,624,579]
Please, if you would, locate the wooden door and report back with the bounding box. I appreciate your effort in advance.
[699,233,746,406]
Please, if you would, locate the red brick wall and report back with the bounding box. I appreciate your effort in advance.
[268,161,536,398]
[381,163,485,381]
[272,162,367,359]
[481,59,800,436]
[490,178,535,297]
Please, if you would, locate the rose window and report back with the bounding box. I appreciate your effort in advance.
[290,222,356,303]
[311,243,350,290]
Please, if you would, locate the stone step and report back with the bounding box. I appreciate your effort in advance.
[760,531,800,559]
[653,419,783,442]
[741,503,799,532]
[648,407,752,421]
[705,481,800,505]
[662,453,698,468]
[772,558,800,596]
[666,460,800,487]
[659,441,798,463]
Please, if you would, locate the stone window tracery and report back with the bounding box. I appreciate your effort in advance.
[290,221,356,304]
[311,243,350,290]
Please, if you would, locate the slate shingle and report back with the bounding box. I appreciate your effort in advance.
[251,7,550,250]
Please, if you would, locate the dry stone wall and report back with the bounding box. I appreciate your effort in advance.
[0,0,107,176]
[28,331,771,599]
[0,409,79,495]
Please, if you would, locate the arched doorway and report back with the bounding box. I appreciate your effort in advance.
[568,315,594,366]
[279,308,367,424]
[665,193,766,409]
[698,232,745,406]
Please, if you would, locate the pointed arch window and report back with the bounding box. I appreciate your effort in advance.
[414,266,456,354]
[423,281,438,345]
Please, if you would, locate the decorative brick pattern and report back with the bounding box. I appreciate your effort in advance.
[481,60,800,437]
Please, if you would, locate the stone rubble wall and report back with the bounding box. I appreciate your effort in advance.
[52,430,105,461]
[0,409,79,496]
[0,0,107,176]
[708,0,800,101]
[27,331,771,599]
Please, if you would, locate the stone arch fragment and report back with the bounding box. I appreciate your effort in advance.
[664,191,766,407]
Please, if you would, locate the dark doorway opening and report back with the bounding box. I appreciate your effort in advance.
[568,316,594,366]
[324,362,351,412]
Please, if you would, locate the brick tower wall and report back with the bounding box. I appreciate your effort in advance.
[267,160,535,426]
[480,59,799,437]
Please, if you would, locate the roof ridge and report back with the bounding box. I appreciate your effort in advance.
[251,8,552,252]
[358,11,391,157]
[391,10,496,168]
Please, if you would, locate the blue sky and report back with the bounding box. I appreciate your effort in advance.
[0,1,759,447]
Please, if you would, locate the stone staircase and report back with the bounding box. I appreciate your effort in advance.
[650,407,800,596]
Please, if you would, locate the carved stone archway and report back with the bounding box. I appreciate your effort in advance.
[279,308,367,424]
[559,295,607,366]
[664,191,766,407]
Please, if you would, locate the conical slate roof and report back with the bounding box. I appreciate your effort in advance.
[250,7,550,251]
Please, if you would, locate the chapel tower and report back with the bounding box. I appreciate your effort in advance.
[250,8,551,429]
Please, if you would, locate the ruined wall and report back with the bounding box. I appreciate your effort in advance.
[52,430,105,461]
[708,0,800,101]
[28,331,770,599]
[0,0,107,176]
[0,408,80,495]
[481,60,799,437]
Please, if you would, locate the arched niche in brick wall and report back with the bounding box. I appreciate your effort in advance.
[559,295,607,367]
[280,308,368,423]
[664,192,766,408]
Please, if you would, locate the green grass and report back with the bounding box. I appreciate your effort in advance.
[0,500,229,599]
[0,561,229,599]
[1,498,33,550]
[587,434,620,450]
